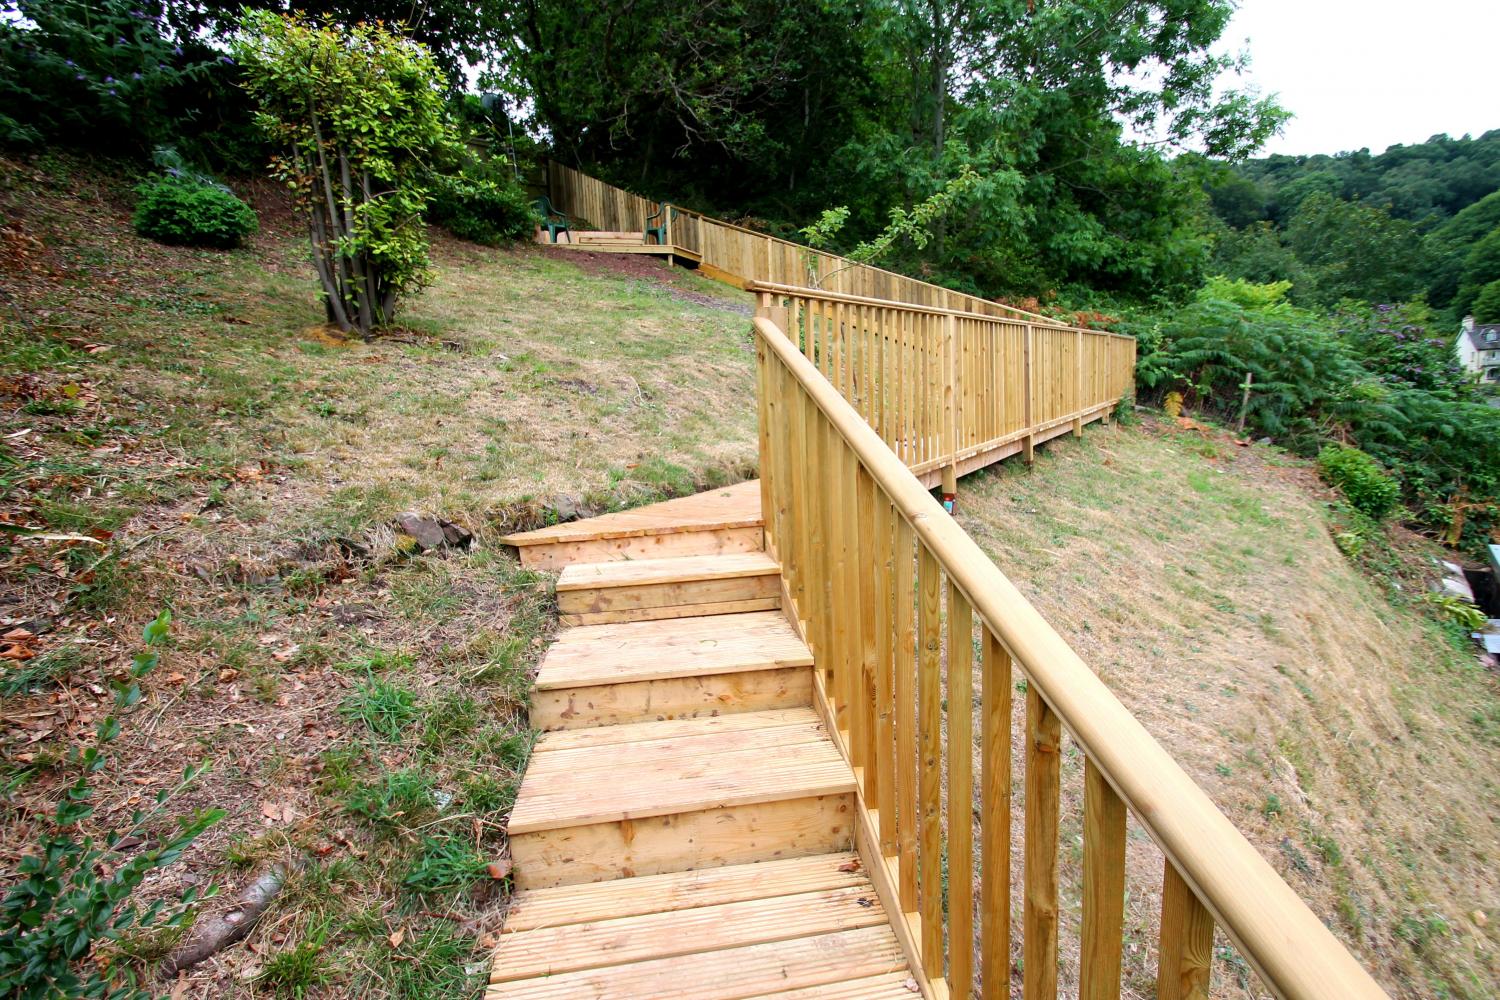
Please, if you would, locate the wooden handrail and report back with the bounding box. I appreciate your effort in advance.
[746,280,1129,338]
[753,311,1389,999]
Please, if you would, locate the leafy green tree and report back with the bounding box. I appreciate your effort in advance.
[234,11,459,337]
[1283,193,1427,306]
[1473,279,1500,323]
[1454,227,1500,318]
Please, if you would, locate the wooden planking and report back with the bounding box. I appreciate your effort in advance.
[916,544,943,981]
[536,611,811,690]
[1159,860,1215,1000]
[533,706,818,753]
[559,595,779,627]
[502,480,761,547]
[945,584,975,998]
[486,924,908,1000]
[508,793,855,890]
[508,720,854,833]
[529,664,811,731]
[555,552,779,591]
[513,525,762,572]
[1081,758,1127,1000]
[502,852,866,931]
[1024,686,1061,1000]
[753,973,927,998]
[492,884,888,982]
[557,574,779,612]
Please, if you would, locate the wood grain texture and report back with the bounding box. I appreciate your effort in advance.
[980,629,1012,1000]
[1081,758,1126,1000]
[1024,686,1061,1000]
[1159,859,1214,1000]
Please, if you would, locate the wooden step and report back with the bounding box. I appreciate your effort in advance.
[529,664,812,731]
[486,925,910,999]
[501,481,762,571]
[508,711,855,888]
[491,855,903,992]
[555,552,780,626]
[535,611,811,690]
[507,711,849,834]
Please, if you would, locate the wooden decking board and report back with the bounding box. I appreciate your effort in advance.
[502,480,761,547]
[536,611,812,690]
[533,707,820,753]
[491,884,887,982]
[558,595,779,627]
[502,852,864,931]
[484,925,908,1000]
[751,973,922,998]
[555,551,779,592]
[507,736,854,834]
[529,664,812,731]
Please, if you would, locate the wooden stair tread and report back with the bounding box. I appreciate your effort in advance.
[503,851,864,930]
[534,706,820,753]
[752,974,921,998]
[501,481,761,547]
[507,714,850,834]
[555,551,778,591]
[535,611,811,690]
[492,883,887,982]
[485,925,908,1000]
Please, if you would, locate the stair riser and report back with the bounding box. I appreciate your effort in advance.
[558,574,779,626]
[509,794,856,890]
[531,666,812,731]
[516,526,763,572]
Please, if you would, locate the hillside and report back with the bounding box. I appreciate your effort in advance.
[1,156,1497,999]
[957,421,1500,1000]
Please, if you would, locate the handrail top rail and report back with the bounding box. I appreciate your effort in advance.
[753,313,1386,1000]
[747,280,1133,340]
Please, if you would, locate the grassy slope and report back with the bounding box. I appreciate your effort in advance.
[957,419,1499,1000]
[2,155,1496,1000]
[0,155,755,998]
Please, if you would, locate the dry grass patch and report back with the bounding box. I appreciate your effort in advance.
[955,417,1498,999]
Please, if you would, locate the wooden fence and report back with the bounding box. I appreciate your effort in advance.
[752,306,1389,1000]
[752,283,1135,486]
[546,160,1064,325]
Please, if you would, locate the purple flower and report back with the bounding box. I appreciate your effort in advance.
[220,55,234,65]
[76,73,86,81]
[174,45,183,56]
[104,75,115,83]
[132,72,142,80]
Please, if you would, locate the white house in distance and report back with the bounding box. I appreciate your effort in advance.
[1457,315,1500,383]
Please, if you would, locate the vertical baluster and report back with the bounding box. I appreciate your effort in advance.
[895,517,919,912]
[980,628,1012,1000]
[918,543,944,981]
[1081,759,1127,1000]
[828,421,851,735]
[947,584,976,997]
[776,361,803,615]
[1024,686,1061,1000]
[896,310,909,464]
[856,464,879,804]
[1158,862,1214,1000]
[875,492,897,854]
[808,394,832,689]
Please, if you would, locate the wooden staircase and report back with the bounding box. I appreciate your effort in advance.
[492,484,919,999]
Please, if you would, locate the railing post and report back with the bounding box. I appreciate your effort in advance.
[1073,327,1084,438]
[1022,323,1035,465]
[942,313,959,508]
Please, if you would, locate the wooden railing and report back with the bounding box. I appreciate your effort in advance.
[752,283,1135,486]
[545,160,1063,325]
[752,305,1389,1000]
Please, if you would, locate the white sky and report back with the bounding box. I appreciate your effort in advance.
[1219,0,1500,157]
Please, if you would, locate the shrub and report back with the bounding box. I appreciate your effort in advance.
[133,174,258,249]
[429,158,536,246]
[1318,445,1401,520]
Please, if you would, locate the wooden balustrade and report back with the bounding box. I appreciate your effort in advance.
[752,305,1389,1000]
[546,160,1062,325]
[750,283,1135,485]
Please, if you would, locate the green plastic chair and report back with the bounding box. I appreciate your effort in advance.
[644,202,673,245]
[533,196,572,243]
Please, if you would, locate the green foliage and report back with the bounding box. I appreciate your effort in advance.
[340,677,419,740]
[1420,592,1488,631]
[1473,279,1500,323]
[0,612,224,999]
[402,835,485,898]
[802,166,980,278]
[133,172,258,249]
[427,154,536,246]
[234,11,459,336]
[1318,446,1401,521]
[1126,279,1500,551]
[343,768,435,830]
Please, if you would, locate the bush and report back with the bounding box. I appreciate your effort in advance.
[133,174,258,249]
[429,158,537,246]
[1318,445,1402,520]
